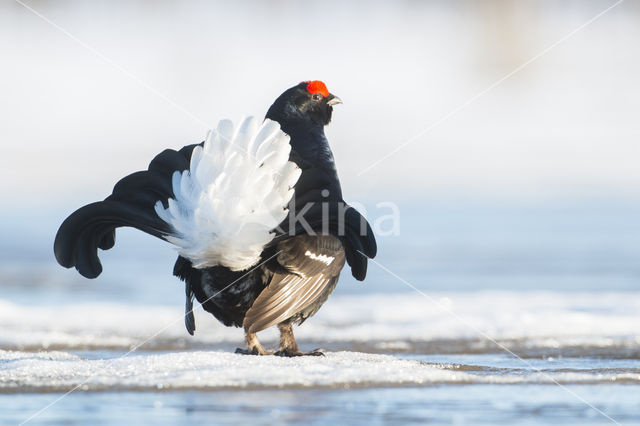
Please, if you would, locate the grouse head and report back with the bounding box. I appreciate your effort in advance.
[266,80,342,132]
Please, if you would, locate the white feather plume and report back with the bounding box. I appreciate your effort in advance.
[154,117,301,271]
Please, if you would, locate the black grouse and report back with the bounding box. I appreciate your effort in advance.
[54,80,377,356]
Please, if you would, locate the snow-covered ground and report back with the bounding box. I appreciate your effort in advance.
[2,350,639,393]
[1,291,638,353]
[1,291,639,393]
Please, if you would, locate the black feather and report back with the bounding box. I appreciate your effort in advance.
[53,145,200,279]
[273,198,375,281]
[174,256,198,335]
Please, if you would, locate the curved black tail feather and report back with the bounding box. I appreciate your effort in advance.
[274,197,377,281]
[54,143,201,279]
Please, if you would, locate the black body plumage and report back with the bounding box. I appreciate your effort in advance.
[54,81,377,348]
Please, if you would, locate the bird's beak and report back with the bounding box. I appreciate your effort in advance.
[327,94,343,106]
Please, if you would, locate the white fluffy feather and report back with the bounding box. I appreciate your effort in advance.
[154,117,301,271]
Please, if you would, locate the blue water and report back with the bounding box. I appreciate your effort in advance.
[3,385,640,426]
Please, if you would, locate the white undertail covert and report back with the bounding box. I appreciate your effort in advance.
[155,117,301,270]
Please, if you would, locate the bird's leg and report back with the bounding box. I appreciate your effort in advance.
[274,321,324,357]
[277,322,300,354]
[235,331,273,355]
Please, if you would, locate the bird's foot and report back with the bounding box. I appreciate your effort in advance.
[234,347,274,356]
[274,348,325,357]
[237,332,273,355]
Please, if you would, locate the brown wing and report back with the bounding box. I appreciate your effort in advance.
[243,235,345,333]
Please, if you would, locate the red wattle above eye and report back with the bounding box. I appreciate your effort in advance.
[302,80,329,98]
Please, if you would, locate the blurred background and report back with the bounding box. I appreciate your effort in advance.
[0,0,639,302]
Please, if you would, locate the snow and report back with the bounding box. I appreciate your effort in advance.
[1,291,639,351]
[1,350,638,393]
[1,291,639,392]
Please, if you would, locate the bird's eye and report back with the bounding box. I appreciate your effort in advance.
[312,93,322,101]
